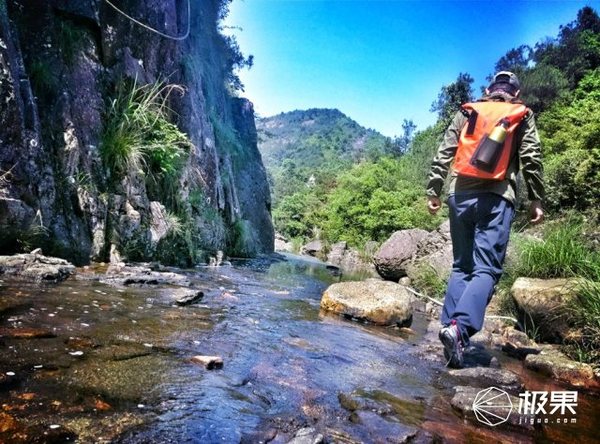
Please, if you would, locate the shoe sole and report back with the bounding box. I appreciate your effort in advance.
[439,330,462,368]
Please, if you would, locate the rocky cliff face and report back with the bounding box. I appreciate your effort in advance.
[0,0,273,265]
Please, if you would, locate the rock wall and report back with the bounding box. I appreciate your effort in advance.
[0,0,274,264]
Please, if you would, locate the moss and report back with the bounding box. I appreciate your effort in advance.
[228,219,256,258]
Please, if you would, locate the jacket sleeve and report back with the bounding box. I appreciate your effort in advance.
[518,111,544,201]
[426,111,466,197]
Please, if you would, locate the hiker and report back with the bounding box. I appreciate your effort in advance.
[425,71,544,368]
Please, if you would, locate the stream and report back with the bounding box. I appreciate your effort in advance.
[0,254,598,443]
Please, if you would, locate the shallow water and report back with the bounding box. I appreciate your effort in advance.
[0,254,598,443]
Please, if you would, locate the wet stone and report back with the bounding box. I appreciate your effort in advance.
[0,327,57,339]
[350,411,418,443]
[451,386,533,431]
[98,264,191,288]
[173,288,204,306]
[240,428,278,444]
[448,367,523,393]
[0,412,22,434]
[524,344,598,388]
[286,427,324,444]
[321,280,413,326]
[64,336,100,349]
[94,343,154,362]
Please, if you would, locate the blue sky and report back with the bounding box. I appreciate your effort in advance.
[225,1,600,137]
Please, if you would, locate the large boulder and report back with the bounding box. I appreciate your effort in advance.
[320,280,413,326]
[511,277,578,341]
[301,240,324,258]
[406,220,453,283]
[326,241,377,275]
[274,233,293,252]
[0,253,75,283]
[373,229,428,281]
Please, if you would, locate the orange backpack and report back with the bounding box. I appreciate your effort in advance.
[453,101,528,180]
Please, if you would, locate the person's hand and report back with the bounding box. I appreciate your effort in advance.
[427,196,442,215]
[530,200,544,224]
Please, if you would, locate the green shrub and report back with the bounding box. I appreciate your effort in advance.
[322,157,443,246]
[538,69,600,213]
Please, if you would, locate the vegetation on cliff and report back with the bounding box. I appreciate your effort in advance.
[0,0,272,265]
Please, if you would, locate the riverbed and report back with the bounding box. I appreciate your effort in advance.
[0,254,598,443]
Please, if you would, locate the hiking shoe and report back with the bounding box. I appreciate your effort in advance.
[439,320,464,368]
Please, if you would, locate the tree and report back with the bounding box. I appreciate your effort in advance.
[519,63,569,113]
[430,72,474,122]
[494,45,532,73]
[391,119,417,155]
[534,6,600,86]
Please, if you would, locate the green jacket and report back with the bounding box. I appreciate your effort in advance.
[426,97,544,206]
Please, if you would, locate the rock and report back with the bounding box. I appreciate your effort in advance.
[286,427,324,444]
[500,327,541,359]
[98,264,190,287]
[413,220,451,258]
[511,277,578,341]
[398,277,411,286]
[64,336,100,349]
[451,386,533,430]
[0,412,21,434]
[275,233,293,252]
[94,343,154,362]
[524,345,597,388]
[191,355,224,370]
[326,241,348,265]
[326,242,377,275]
[149,201,169,247]
[241,429,278,444]
[0,254,75,283]
[373,229,428,281]
[173,288,204,306]
[321,281,413,326]
[0,327,57,339]
[405,220,453,285]
[109,244,123,265]
[448,367,523,393]
[301,240,324,258]
[350,411,418,443]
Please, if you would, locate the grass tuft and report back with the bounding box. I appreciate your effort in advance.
[411,263,447,300]
[564,279,600,365]
[101,79,193,204]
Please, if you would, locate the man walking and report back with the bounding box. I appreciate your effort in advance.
[426,71,544,368]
